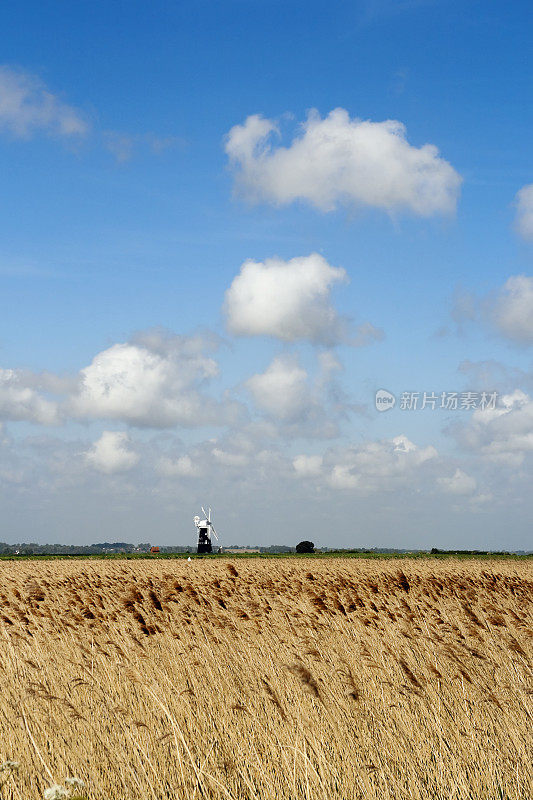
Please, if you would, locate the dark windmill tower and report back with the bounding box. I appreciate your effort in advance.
[194,507,219,553]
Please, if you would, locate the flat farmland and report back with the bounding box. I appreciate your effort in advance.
[0,558,531,800]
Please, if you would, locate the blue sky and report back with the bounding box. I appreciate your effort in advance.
[0,0,532,549]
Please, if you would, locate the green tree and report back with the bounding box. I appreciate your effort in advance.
[296,540,315,554]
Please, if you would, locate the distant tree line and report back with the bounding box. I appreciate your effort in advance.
[0,542,298,555]
[0,542,296,555]
[0,542,529,556]
[0,542,152,555]
[429,548,522,556]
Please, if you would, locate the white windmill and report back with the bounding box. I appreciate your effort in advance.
[194,507,219,554]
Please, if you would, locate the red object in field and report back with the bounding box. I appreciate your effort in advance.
[150,546,160,553]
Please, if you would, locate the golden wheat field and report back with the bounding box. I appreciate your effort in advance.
[0,558,531,800]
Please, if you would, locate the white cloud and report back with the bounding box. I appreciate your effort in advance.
[492,275,533,344]
[156,434,277,482]
[293,454,323,477]
[0,330,245,431]
[225,108,461,216]
[455,390,533,466]
[0,369,60,425]
[0,65,88,139]
[157,454,202,478]
[326,434,437,491]
[225,253,348,344]
[0,65,177,160]
[469,492,493,508]
[246,355,314,422]
[448,275,533,345]
[70,331,238,428]
[316,351,342,380]
[86,431,139,474]
[515,184,533,240]
[2,418,530,547]
[437,468,477,496]
[245,351,361,438]
[212,448,250,467]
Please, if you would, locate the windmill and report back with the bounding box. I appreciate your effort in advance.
[194,507,219,554]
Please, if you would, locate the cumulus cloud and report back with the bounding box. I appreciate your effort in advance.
[225,253,348,344]
[212,448,250,467]
[0,65,88,139]
[437,468,477,496]
[86,431,139,474]
[453,389,533,466]
[155,433,282,485]
[246,355,315,422]
[492,275,533,344]
[0,369,60,425]
[70,331,241,428]
[325,434,437,491]
[293,454,323,477]
[225,108,461,216]
[0,330,245,431]
[244,353,344,439]
[514,184,533,240]
[157,454,202,478]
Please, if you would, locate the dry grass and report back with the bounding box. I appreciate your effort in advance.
[0,557,531,799]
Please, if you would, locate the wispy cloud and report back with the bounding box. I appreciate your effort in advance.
[514,183,533,240]
[0,64,182,162]
[103,131,185,163]
[446,275,533,346]
[0,65,89,140]
[492,275,533,345]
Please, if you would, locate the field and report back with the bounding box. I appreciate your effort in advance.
[0,558,531,800]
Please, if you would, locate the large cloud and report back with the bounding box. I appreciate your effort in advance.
[70,331,242,428]
[492,275,533,344]
[224,253,349,344]
[514,184,533,240]
[86,431,139,474]
[225,108,461,216]
[0,65,88,139]
[0,331,244,431]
